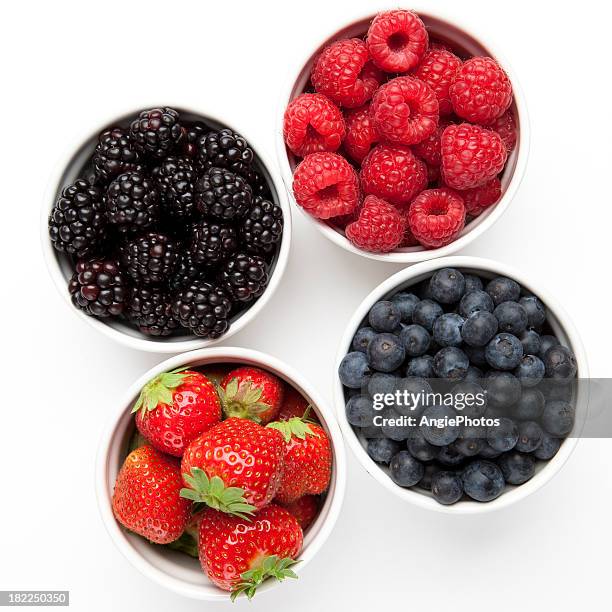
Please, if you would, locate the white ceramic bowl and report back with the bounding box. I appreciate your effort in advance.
[42,105,291,353]
[334,256,588,514]
[276,9,529,263]
[96,347,346,601]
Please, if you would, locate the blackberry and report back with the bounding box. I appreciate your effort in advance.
[106,171,160,234]
[171,279,232,338]
[182,121,210,157]
[49,180,107,257]
[218,253,269,302]
[130,107,183,158]
[69,259,127,317]
[188,220,238,267]
[240,196,283,254]
[195,128,254,177]
[93,128,141,182]
[120,232,181,285]
[195,167,253,221]
[168,252,206,291]
[243,166,272,198]
[152,156,196,220]
[126,285,180,336]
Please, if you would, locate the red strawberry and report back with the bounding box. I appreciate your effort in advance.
[218,366,285,424]
[277,387,319,423]
[268,417,332,504]
[198,504,303,598]
[112,445,191,544]
[133,368,221,457]
[180,418,285,516]
[278,495,320,530]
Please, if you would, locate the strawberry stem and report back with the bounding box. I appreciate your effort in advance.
[217,377,271,423]
[230,556,300,601]
[267,417,318,443]
[131,367,192,416]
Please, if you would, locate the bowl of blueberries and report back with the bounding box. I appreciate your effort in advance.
[335,256,587,513]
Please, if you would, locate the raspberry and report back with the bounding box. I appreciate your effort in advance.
[283,93,345,157]
[441,123,508,190]
[458,178,502,216]
[370,76,438,145]
[407,188,466,248]
[400,222,420,247]
[450,57,513,125]
[345,195,404,253]
[292,152,360,219]
[360,144,427,205]
[414,48,462,116]
[311,39,382,108]
[366,10,428,73]
[412,120,453,168]
[489,110,517,153]
[343,104,379,163]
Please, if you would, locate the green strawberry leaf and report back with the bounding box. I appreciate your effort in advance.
[267,417,318,443]
[131,368,193,417]
[230,555,300,601]
[219,377,272,423]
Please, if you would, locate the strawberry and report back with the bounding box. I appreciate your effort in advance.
[218,366,285,424]
[133,368,221,457]
[180,418,285,516]
[268,417,332,504]
[278,495,320,530]
[277,386,319,422]
[112,445,191,544]
[198,504,303,599]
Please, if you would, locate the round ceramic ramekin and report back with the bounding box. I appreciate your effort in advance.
[96,347,346,600]
[42,105,291,352]
[276,9,529,263]
[334,256,587,513]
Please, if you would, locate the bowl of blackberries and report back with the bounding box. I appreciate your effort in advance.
[335,256,587,512]
[44,106,290,352]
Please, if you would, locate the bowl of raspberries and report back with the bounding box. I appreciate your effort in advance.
[44,106,289,351]
[96,347,346,600]
[278,9,528,261]
[335,257,586,512]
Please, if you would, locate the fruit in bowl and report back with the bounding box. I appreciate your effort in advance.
[48,107,284,340]
[111,363,332,599]
[282,9,517,254]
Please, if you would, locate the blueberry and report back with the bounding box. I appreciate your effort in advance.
[417,463,442,490]
[394,377,433,416]
[464,345,488,368]
[381,408,414,441]
[534,435,561,460]
[543,345,577,383]
[543,381,574,402]
[514,387,545,420]
[391,292,420,323]
[367,333,406,373]
[462,311,499,347]
[431,471,464,504]
[486,276,521,306]
[416,278,433,300]
[339,352,371,388]
[479,443,502,459]
[464,274,484,293]
[437,444,465,466]
[514,354,545,388]
[452,381,487,416]
[541,400,574,436]
[352,326,377,353]
[494,301,528,335]
[429,268,466,304]
[367,438,401,463]
[462,460,505,502]
[420,404,460,446]
[368,372,398,397]
[454,425,485,456]
[412,299,443,331]
[433,313,465,347]
[389,450,424,487]
[399,324,431,357]
[369,300,401,332]
[515,420,543,452]
[519,295,546,330]
[487,417,519,452]
[485,333,524,370]
[519,329,541,355]
[485,371,522,408]
[464,365,484,383]
[538,335,560,359]
[459,290,494,318]
[407,432,440,461]
[405,355,435,378]
[433,347,469,380]
[497,452,536,485]
[346,394,376,427]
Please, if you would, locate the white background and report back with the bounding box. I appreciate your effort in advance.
[2,0,611,610]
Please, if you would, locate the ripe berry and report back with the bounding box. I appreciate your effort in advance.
[240,196,284,254]
[458,178,502,216]
[129,107,183,158]
[343,104,379,163]
[125,285,180,337]
[120,232,181,285]
[93,127,141,182]
[414,48,462,116]
[195,166,253,221]
[69,259,127,317]
[181,121,209,157]
[462,460,505,502]
[152,156,197,221]
[188,220,238,267]
[489,110,517,153]
[195,128,254,178]
[218,252,269,302]
[412,121,452,168]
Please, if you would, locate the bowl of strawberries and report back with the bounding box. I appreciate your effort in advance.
[96,347,346,601]
[277,8,528,261]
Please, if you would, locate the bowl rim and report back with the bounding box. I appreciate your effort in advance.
[275,7,530,263]
[333,255,589,514]
[95,346,347,600]
[42,103,292,353]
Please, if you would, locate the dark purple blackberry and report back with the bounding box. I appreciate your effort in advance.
[129,107,183,158]
[240,196,283,254]
[105,171,160,234]
[152,156,196,220]
[188,220,238,267]
[93,128,141,182]
[120,232,181,285]
[126,285,181,336]
[182,122,210,157]
[49,180,107,257]
[195,167,253,221]
[171,279,232,338]
[169,252,206,291]
[243,166,272,198]
[195,128,254,177]
[69,259,127,317]
[218,253,269,302]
